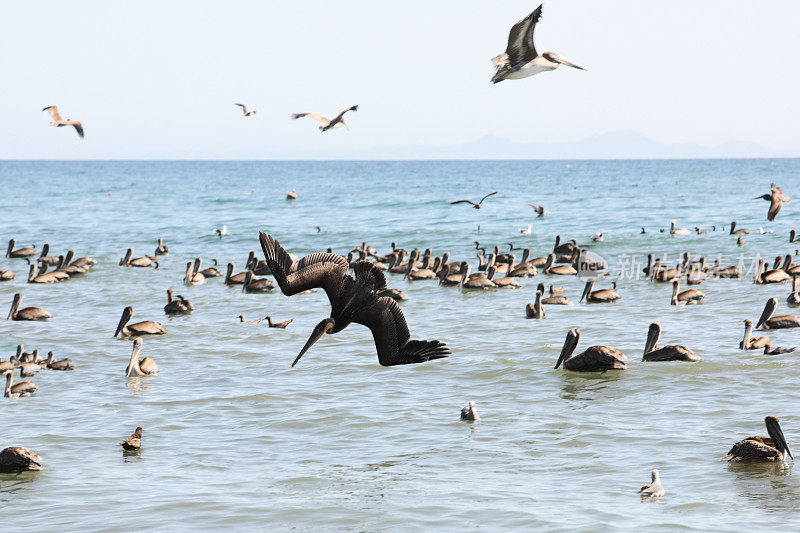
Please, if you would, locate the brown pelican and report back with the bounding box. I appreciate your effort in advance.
[45,351,75,370]
[6,239,36,258]
[37,244,59,266]
[765,345,796,355]
[234,103,256,116]
[554,328,627,372]
[462,268,497,290]
[0,447,43,472]
[42,105,84,137]
[224,262,249,285]
[57,251,87,276]
[669,220,691,235]
[26,263,60,284]
[525,288,545,318]
[242,271,275,293]
[670,280,705,306]
[553,235,579,256]
[0,264,13,281]
[756,298,800,330]
[788,276,800,305]
[580,280,620,303]
[450,191,498,209]
[695,227,708,235]
[642,322,701,362]
[755,258,790,284]
[791,230,800,243]
[291,105,359,131]
[4,371,38,397]
[184,261,205,286]
[490,5,585,84]
[125,338,158,376]
[119,248,157,268]
[71,252,97,269]
[154,238,169,255]
[439,262,469,287]
[487,266,520,288]
[508,249,538,277]
[638,469,665,498]
[196,258,222,278]
[164,289,193,314]
[260,233,449,367]
[730,221,749,235]
[536,283,572,305]
[115,306,168,338]
[121,427,143,450]
[460,401,480,421]
[740,319,771,350]
[266,316,293,328]
[7,293,51,321]
[527,204,548,217]
[725,416,792,462]
[543,254,576,275]
[755,184,790,221]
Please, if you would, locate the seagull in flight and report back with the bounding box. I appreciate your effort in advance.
[451,192,498,209]
[291,105,358,132]
[527,204,548,217]
[755,184,790,221]
[42,106,84,138]
[234,103,256,116]
[491,4,586,84]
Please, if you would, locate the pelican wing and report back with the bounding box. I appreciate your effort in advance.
[353,296,449,366]
[768,196,783,221]
[291,112,330,126]
[352,260,388,293]
[568,346,627,371]
[505,5,543,66]
[42,105,63,122]
[260,233,348,307]
[726,437,779,461]
[450,200,477,206]
[0,447,42,471]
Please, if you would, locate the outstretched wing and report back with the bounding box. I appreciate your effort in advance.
[768,196,783,221]
[450,199,477,206]
[42,106,63,122]
[259,233,348,308]
[352,260,387,293]
[528,204,543,214]
[68,121,84,138]
[333,105,359,122]
[353,296,450,366]
[505,5,543,66]
[479,191,498,204]
[291,112,330,126]
[235,103,248,113]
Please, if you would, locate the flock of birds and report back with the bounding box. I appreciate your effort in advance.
[5,2,795,502]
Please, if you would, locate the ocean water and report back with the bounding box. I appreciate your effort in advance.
[1,159,800,531]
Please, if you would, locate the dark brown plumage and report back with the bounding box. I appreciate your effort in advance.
[726,416,792,462]
[554,328,627,372]
[121,427,142,450]
[450,191,498,209]
[0,446,43,472]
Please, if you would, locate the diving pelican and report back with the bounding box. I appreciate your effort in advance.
[642,322,701,362]
[114,306,169,338]
[119,248,157,268]
[669,220,691,235]
[460,401,480,421]
[0,447,43,472]
[4,371,38,398]
[121,427,143,450]
[740,319,771,350]
[756,298,800,330]
[291,105,359,132]
[554,328,627,372]
[6,239,36,258]
[580,280,620,303]
[490,4,585,84]
[164,289,193,314]
[638,469,664,498]
[42,105,84,138]
[7,293,51,321]
[265,316,293,328]
[125,338,158,377]
[525,288,545,318]
[725,416,792,462]
[450,191,498,209]
[234,103,256,116]
[755,184,790,221]
[670,280,705,306]
[260,233,449,367]
[729,221,749,235]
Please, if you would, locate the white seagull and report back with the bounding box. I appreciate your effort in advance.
[291,105,358,132]
[234,103,256,116]
[42,106,84,138]
[491,4,586,84]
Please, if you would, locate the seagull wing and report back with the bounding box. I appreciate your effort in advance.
[291,112,330,126]
[505,4,543,66]
[235,103,248,113]
[527,204,544,214]
[478,191,499,204]
[66,121,84,138]
[450,200,477,206]
[42,106,63,122]
[333,105,359,122]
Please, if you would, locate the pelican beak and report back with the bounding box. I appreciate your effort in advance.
[555,328,580,369]
[766,416,793,460]
[756,298,777,329]
[292,319,334,367]
[550,52,587,71]
[7,294,21,320]
[115,306,133,337]
[580,281,592,303]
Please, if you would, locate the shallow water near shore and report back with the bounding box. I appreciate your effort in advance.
[2,159,800,531]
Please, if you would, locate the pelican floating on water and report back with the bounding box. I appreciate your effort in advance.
[7,293,51,321]
[115,306,168,338]
[154,238,169,255]
[756,298,800,330]
[755,184,790,221]
[554,328,627,372]
[42,105,84,138]
[490,4,585,84]
[537,283,572,305]
[119,248,157,268]
[6,239,36,258]
[543,253,576,275]
[580,280,619,303]
[788,276,800,306]
[638,469,664,498]
[669,220,691,235]
[121,427,143,450]
[740,319,771,350]
[460,401,480,421]
[4,370,38,398]
[725,416,792,462]
[242,271,275,293]
[164,289,193,314]
[755,258,790,284]
[525,288,545,318]
[125,338,158,377]
[730,221,749,235]
[260,233,449,367]
[642,322,701,362]
[291,105,359,132]
[0,446,43,472]
[670,280,705,306]
[45,351,75,370]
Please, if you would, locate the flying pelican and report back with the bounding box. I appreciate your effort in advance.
[740,319,771,350]
[234,103,256,116]
[638,469,664,498]
[450,191,498,209]
[115,306,169,338]
[164,289,193,314]
[525,288,545,318]
[642,322,701,362]
[670,280,705,306]
[460,401,480,421]
[260,233,450,367]
[755,184,790,221]
[0,446,43,472]
[554,328,627,372]
[125,338,158,377]
[729,221,749,235]
[580,280,620,303]
[4,370,38,398]
[119,248,157,268]
[669,220,691,235]
[265,316,293,328]
[44,351,75,371]
[6,239,36,258]
[756,298,800,330]
[42,105,84,138]
[490,4,585,84]
[291,105,359,132]
[154,238,169,255]
[527,204,548,217]
[121,427,143,450]
[7,293,51,321]
[725,416,792,462]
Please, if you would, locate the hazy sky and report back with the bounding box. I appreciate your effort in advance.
[2,1,799,158]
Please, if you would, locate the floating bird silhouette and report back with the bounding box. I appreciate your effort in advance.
[265,316,293,328]
[638,469,664,498]
[527,204,548,217]
[291,105,358,132]
[491,4,586,84]
[756,298,800,330]
[7,293,51,321]
[42,106,84,138]
[234,103,256,116]
[125,338,158,377]
[259,233,449,367]
[0,446,43,472]
[755,184,790,221]
[554,328,627,372]
[121,427,142,450]
[115,306,168,338]
[4,370,38,398]
[460,400,480,421]
[451,191,498,209]
[642,322,701,362]
[725,416,792,462]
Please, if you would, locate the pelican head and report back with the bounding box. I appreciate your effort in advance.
[580,280,595,303]
[6,239,15,258]
[542,51,586,71]
[643,322,662,358]
[7,293,22,320]
[555,328,581,369]
[766,415,793,460]
[119,248,133,266]
[756,298,778,329]
[293,318,335,367]
[115,306,134,337]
